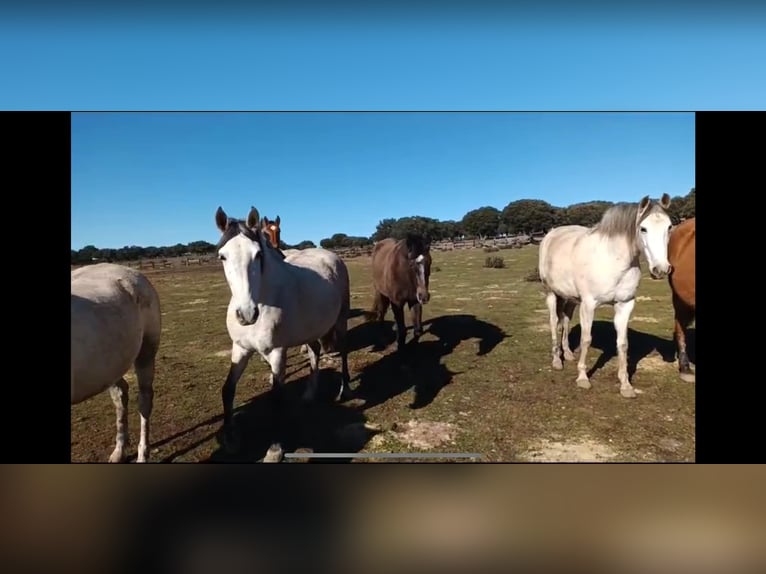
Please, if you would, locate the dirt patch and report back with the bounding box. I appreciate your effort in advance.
[637,353,673,372]
[212,350,231,358]
[635,296,653,302]
[631,316,659,323]
[521,437,618,462]
[185,298,208,306]
[390,420,457,450]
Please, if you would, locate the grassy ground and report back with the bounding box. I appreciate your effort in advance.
[71,245,695,462]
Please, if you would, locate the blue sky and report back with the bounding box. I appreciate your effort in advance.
[71,112,694,249]
[3,5,755,248]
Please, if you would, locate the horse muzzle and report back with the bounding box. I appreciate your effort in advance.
[650,263,672,280]
[235,307,259,326]
[417,291,431,305]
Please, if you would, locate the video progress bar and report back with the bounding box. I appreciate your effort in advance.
[283,453,483,460]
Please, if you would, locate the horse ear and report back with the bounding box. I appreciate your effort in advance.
[246,206,260,230]
[659,193,671,209]
[637,196,650,217]
[275,215,280,225]
[215,207,228,233]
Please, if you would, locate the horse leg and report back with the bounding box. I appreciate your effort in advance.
[391,303,407,353]
[221,343,254,453]
[614,299,637,398]
[133,350,157,463]
[561,300,577,361]
[545,291,563,370]
[575,300,596,389]
[331,319,354,402]
[303,341,322,402]
[267,347,288,401]
[108,378,129,463]
[373,291,390,322]
[673,294,695,383]
[409,301,424,338]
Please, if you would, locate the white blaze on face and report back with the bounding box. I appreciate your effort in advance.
[415,254,427,289]
[219,234,263,323]
[638,211,673,276]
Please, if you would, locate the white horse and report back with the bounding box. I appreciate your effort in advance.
[539,194,672,398]
[71,263,161,462]
[214,206,353,453]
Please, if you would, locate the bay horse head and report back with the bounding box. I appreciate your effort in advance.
[406,233,432,305]
[261,215,282,249]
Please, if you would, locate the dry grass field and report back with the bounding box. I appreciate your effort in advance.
[71,245,695,462]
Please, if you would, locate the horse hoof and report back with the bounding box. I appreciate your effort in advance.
[552,358,564,370]
[262,444,284,463]
[576,378,591,390]
[679,372,696,383]
[620,386,637,398]
[563,351,576,361]
[413,329,423,338]
[223,431,241,455]
[108,451,125,463]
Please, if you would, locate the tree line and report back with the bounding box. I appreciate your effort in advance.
[71,188,694,262]
[320,187,695,247]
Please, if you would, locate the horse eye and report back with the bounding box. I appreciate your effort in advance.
[218,254,226,261]
[639,227,647,233]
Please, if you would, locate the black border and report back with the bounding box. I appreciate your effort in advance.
[4,111,72,462]
[16,110,763,463]
[695,111,763,463]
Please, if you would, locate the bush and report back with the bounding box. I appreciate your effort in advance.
[525,267,541,282]
[484,256,506,269]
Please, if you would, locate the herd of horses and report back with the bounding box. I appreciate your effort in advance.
[70,194,695,462]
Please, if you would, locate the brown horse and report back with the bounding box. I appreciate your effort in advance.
[667,217,695,382]
[368,234,432,354]
[261,215,281,249]
[261,214,301,258]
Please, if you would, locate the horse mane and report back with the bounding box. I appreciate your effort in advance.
[404,233,431,257]
[591,200,667,240]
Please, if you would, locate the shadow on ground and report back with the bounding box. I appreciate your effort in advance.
[161,369,378,463]
[567,321,694,379]
[348,314,507,411]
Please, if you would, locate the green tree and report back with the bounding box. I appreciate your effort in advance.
[501,199,559,234]
[372,218,397,242]
[561,201,614,227]
[461,206,501,237]
[679,187,695,219]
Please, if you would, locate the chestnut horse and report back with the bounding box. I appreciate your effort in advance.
[368,234,432,354]
[667,217,695,382]
[261,214,300,258]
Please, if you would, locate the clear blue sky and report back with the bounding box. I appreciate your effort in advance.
[71,112,694,249]
[2,5,756,248]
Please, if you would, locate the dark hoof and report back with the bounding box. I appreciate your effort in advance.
[220,428,241,455]
[413,328,423,338]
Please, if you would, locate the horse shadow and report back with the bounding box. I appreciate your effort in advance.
[348,314,507,411]
[168,369,380,463]
[567,320,690,379]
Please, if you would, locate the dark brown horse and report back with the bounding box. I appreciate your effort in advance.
[667,217,695,382]
[368,234,432,354]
